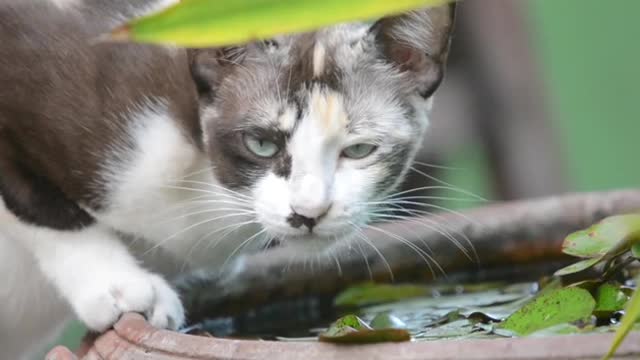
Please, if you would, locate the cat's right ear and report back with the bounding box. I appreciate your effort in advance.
[371,4,456,98]
[188,47,246,96]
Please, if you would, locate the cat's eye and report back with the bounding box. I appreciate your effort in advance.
[243,134,279,158]
[342,143,377,159]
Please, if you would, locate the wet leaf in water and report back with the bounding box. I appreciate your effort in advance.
[415,319,476,340]
[334,283,428,307]
[335,282,507,308]
[432,291,526,310]
[369,313,408,330]
[461,296,533,322]
[275,336,319,342]
[320,314,370,337]
[594,283,629,314]
[605,275,640,359]
[499,287,596,336]
[561,214,640,258]
[318,314,410,344]
[474,323,518,338]
[528,323,594,337]
[554,257,603,276]
[570,279,603,292]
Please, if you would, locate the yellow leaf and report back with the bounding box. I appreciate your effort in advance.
[603,275,640,359]
[109,0,453,47]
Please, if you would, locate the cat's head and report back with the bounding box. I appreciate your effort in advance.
[190,5,455,252]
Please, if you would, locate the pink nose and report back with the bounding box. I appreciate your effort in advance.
[290,203,331,220]
[290,174,332,219]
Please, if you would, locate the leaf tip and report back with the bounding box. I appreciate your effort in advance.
[104,24,133,43]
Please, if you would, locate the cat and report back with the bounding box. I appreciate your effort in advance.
[0,0,455,358]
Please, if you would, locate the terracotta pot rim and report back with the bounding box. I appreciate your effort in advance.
[68,313,640,360]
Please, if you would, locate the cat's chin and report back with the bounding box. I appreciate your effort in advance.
[269,231,355,254]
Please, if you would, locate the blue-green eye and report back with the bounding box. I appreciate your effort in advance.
[342,143,377,159]
[243,134,279,158]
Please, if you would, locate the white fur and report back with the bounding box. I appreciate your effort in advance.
[0,102,260,358]
[0,85,429,360]
[47,0,82,10]
[95,101,261,267]
[0,209,70,360]
[0,10,445,357]
[312,42,327,78]
[253,88,382,248]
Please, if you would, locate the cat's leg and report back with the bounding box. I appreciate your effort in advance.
[0,230,71,360]
[9,222,185,333]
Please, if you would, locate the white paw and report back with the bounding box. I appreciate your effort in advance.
[71,270,185,332]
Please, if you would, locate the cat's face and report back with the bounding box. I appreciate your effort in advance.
[191,5,455,253]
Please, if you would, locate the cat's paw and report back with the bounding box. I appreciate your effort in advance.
[71,270,185,332]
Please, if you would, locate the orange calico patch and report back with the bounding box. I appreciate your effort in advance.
[309,87,348,136]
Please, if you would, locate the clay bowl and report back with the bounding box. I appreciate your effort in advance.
[46,313,640,360]
[46,190,640,359]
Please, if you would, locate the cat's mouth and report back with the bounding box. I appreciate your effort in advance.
[260,227,355,253]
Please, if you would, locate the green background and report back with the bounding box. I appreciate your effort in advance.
[54,0,640,353]
[528,0,639,191]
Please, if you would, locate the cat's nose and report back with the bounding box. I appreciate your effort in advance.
[287,212,318,231]
[289,174,332,226]
[287,205,331,232]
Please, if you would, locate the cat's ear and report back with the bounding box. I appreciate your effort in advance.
[372,4,456,98]
[188,46,247,96]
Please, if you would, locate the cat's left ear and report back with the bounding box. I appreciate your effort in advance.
[372,4,456,98]
[188,46,247,97]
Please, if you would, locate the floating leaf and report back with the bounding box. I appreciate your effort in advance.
[415,319,475,340]
[461,296,533,322]
[319,315,410,344]
[363,289,526,315]
[320,315,370,337]
[605,275,640,359]
[528,323,594,337]
[562,214,640,258]
[369,313,408,330]
[335,283,428,307]
[473,323,518,338]
[109,0,454,47]
[594,283,629,314]
[499,288,596,336]
[554,257,603,276]
[570,279,604,292]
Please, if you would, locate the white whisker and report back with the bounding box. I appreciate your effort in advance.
[364,223,444,278]
[145,212,254,255]
[221,228,269,270]
[348,221,394,281]
[408,166,488,201]
[381,185,487,202]
[170,179,253,201]
[412,160,463,171]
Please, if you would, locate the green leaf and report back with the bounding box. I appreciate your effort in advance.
[319,314,410,344]
[369,313,407,330]
[416,319,475,340]
[594,283,629,313]
[461,296,533,322]
[570,279,604,292]
[554,257,603,276]
[604,276,640,359]
[631,243,640,259]
[528,323,594,337]
[334,283,428,307]
[499,288,596,336]
[561,214,640,258]
[109,0,453,47]
[320,314,370,338]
